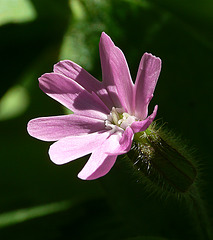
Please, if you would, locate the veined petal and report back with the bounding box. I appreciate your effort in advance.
[54,60,102,91]
[131,105,158,133]
[27,114,105,141]
[49,131,110,165]
[54,60,114,109]
[99,32,134,113]
[39,73,110,120]
[134,53,161,119]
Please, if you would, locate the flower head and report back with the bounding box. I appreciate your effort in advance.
[27,32,161,180]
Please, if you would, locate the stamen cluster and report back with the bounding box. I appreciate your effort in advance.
[105,107,138,133]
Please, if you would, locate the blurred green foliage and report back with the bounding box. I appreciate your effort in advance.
[0,0,213,239]
[0,0,36,26]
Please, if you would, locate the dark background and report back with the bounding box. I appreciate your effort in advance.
[0,0,212,239]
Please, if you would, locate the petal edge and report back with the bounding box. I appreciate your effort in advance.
[134,53,161,119]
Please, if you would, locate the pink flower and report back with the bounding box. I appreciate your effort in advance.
[27,32,161,180]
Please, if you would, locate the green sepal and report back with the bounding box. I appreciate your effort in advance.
[127,124,197,194]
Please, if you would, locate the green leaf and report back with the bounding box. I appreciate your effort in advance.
[0,0,36,26]
[60,0,111,71]
[0,200,73,228]
[0,85,29,121]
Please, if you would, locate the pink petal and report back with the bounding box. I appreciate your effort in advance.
[54,60,114,109]
[77,128,133,180]
[49,131,110,165]
[134,53,161,119]
[27,114,105,141]
[131,105,158,133]
[78,152,117,180]
[77,135,118,180]
[39,73,110,120]
[106,127,134,155]
[54,60,102,92]
[99,32,134,114]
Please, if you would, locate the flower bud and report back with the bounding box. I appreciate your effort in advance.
[127,125,197,195]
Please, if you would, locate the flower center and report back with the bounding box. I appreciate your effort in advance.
[105,107,138,132]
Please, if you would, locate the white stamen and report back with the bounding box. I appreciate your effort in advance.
[111,107,119,125]
[104,107,138,132]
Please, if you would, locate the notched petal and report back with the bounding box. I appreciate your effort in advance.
[99,32,134,113]
[134,53,161,119]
